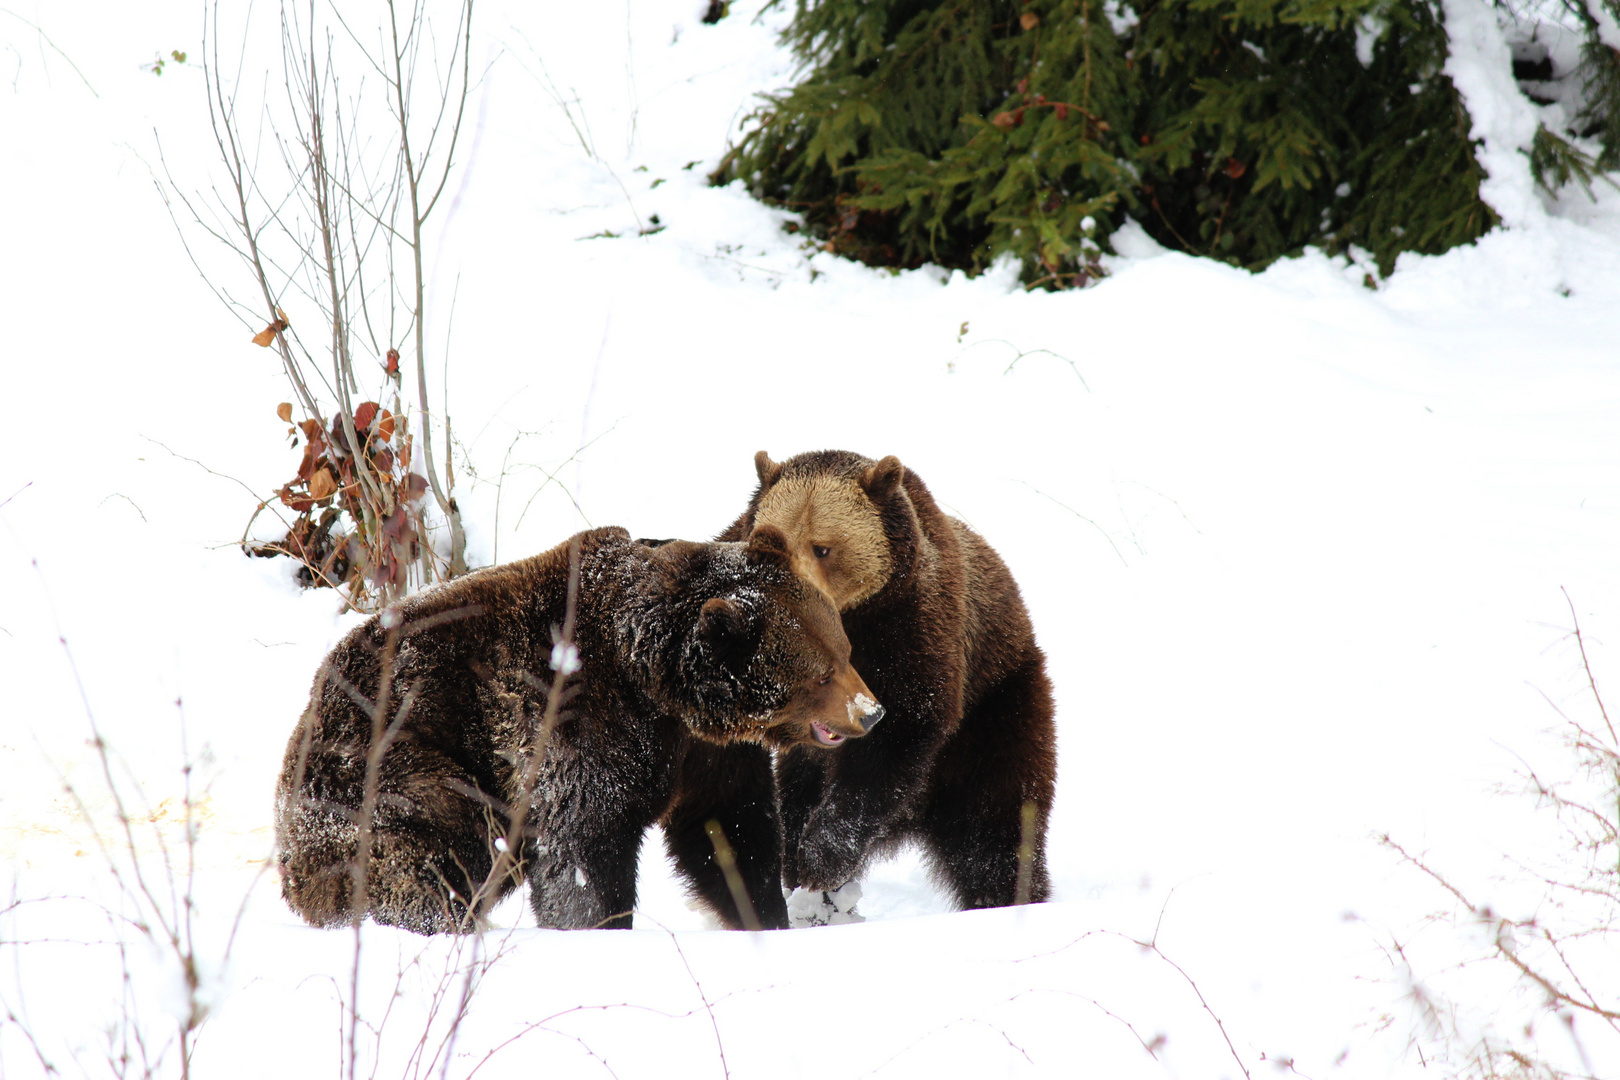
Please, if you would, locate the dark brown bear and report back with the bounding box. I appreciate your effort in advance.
[275,524,882,934]
[720,451,1056,908]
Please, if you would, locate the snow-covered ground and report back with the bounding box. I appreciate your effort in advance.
[2,2,1618,1077]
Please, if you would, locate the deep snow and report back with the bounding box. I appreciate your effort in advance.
[2,1,1618,1077]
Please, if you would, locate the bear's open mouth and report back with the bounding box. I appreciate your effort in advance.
[810,721,845,746]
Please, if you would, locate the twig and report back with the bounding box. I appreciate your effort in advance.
[704,822,763,932]
[1563,587,1616,744]
[953,337,1089,388]
[17,558,225,1078]
[1123,932,1252,1080]
[466,1000,729,1080]
[1014,986,1163,1059]
[1382,833,1620,1024]
[1015,480,1127,566]
[386,0,473,578]
[1013,800,1036,906]
[652,919,731,1080]
[141,436,268,505]
[347,609,407,1080]
[0,480,32,511]
[857,1016,1035,1077]
[96,493,148,523]
[1,997,62,1075]
[511,424,617,531]
[471,535,583,923]
[0,8,98,96]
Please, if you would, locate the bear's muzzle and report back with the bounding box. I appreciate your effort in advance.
[849,693,884,732]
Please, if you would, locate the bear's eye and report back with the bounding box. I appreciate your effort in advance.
[812,545,831,559]
[816,672,833,687]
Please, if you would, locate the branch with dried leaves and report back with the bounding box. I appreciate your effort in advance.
[159,0,478,611]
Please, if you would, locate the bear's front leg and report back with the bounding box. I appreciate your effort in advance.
[526,823,644,930]
[524,752,664,929]
[774,746,828,889]
[786,744,889,891]
[662,739,790,930]
[795,802,871,891]
[789,691,950,892]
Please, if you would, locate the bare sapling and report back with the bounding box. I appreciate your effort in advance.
[72,675,210,1079]
[1,588,263,1079]
[1383,591,1620,1079]
[158,0,478,612]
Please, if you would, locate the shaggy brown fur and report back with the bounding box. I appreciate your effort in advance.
[274,525,881,934]
[721,451,1057,908]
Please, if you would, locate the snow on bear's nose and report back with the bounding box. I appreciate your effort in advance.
[848,693,884,733]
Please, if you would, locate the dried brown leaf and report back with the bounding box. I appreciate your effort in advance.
[309,469,337,500]
[252,318,289,347]
[278,484,314,513]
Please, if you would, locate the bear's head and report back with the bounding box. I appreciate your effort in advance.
[745,450,909,611]
[622,527,883,749]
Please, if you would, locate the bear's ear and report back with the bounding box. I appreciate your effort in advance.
[698,597,747,645]
[754,450,784,489]
[745,524,793,567]
[860,455,906,498]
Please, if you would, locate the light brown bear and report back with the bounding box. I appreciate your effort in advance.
[275,524,882,933]
[720,451,1056,908]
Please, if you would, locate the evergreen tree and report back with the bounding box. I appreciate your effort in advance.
[716,0,1620,283]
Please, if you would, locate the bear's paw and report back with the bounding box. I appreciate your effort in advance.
[786,881,864,928]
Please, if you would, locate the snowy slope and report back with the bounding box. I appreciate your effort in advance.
[2,1,1618,1077]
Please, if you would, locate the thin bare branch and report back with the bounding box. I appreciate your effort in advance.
[1563,588,1616,745]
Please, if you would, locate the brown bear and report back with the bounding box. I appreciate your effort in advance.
[274,524,882,934]
[719,450,1057,909]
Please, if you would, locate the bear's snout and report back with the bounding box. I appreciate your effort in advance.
[848,693,883,733]
[788,669,883,749]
